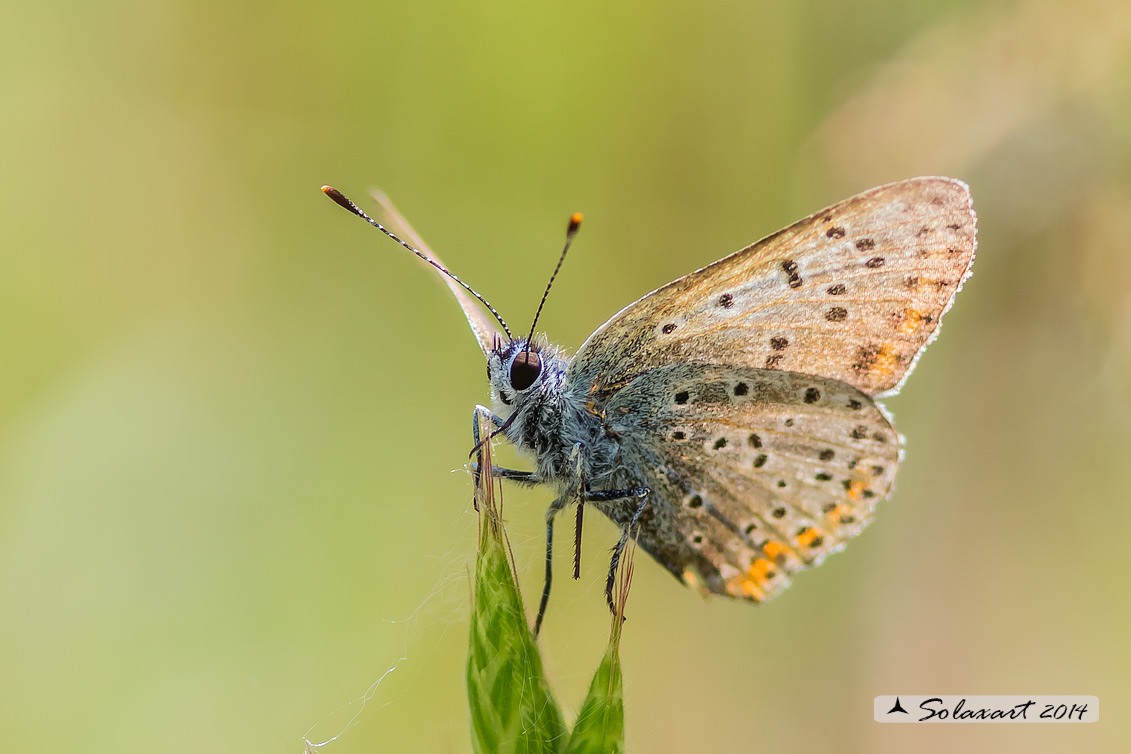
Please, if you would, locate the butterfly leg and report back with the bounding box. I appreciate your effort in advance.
[471,405,496,491]
[470,404,507,480]
[601,490,651,614]
[535,444,602,637]
[567,444,587,582]
[533,495,571,638]
[490,467,541,484]
[469,404,532,505]
[533,486,650,636]
[468,404,549,487]
[467,464,542,486]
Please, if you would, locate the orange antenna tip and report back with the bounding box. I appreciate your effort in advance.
[321,185,362,216]
[568,212,583,234]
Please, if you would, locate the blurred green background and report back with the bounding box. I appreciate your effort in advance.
[2,0,1129,751]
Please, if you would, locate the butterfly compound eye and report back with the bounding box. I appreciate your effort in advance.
[509,351,542,391]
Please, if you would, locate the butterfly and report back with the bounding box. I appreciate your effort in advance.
[322,177,977,635]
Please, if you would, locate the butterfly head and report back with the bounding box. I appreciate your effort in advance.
[486,336,566,415]
[319,186,582,413]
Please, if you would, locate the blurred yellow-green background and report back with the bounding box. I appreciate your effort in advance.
[2,0,1129,752]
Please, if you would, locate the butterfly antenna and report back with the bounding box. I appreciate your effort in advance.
[321,186,512,338]
[524,212,582,350]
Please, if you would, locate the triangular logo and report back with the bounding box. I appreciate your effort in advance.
[887,697,909,714]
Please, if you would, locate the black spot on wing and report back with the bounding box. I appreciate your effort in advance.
[781,260,803,289]
[852,344,885,375]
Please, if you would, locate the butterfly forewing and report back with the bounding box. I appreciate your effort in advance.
[603,365,900,602]
[369,189,505,356]
[570,177,976,398]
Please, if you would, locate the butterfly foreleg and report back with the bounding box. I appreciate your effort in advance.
[488,467,541,485]
[469,404,534,496]
[470,403,507,453]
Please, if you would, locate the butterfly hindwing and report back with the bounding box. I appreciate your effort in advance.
[601,364,900,601]
[570,177,976,398]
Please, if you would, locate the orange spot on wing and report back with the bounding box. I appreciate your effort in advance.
[900,308,925,334]
[845,479,867,501]
[826,504,853,526]
[727,557,785,601]
[796,526,826,550]
[725,571,766,601]
[762,541,786,560]
[748,558,777,581]
[761,540,798,567]
[683,570,710,597]
[871,344,901,382]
